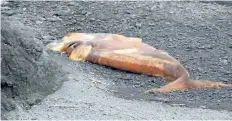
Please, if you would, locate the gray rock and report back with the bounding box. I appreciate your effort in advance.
[46,17,61,22]
[2,10,15,16]
[1,19,67,119]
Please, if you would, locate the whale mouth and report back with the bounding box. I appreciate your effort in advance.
[67,41,83,49]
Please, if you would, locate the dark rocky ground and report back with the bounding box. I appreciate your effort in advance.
[1,1,232,119]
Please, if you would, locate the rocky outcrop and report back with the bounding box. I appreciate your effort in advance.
[1,19,67,119]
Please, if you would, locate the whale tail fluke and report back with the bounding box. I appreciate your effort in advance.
[146,75,232,93]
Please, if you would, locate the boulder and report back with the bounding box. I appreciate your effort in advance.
[1,19,67,119]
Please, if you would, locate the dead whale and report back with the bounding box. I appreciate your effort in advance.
[47,33,232,92]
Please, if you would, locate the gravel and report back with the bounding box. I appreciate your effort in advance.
[1,1,232,120]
